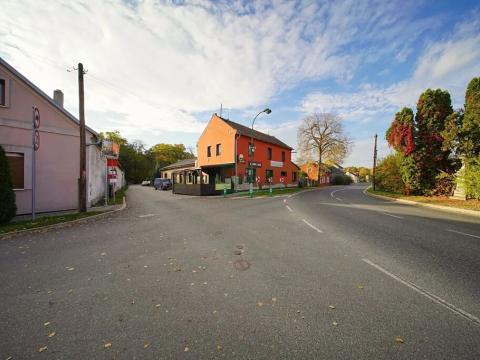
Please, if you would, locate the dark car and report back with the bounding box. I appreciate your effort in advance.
[153,178,172,190]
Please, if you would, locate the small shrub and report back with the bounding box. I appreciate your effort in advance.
[375,154,404,194]
[432,171,455,196]
[457,156,480,199]
[332,174,353,185]
[0,145,17,224]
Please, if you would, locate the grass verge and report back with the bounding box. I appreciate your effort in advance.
[232,187,306,197]
[108,185,128,205]
[0,211,105,235]
[367,188,480,211]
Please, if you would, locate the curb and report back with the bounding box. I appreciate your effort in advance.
[364,188,480,218]
[226,187,317,200]
[0,196,127,240]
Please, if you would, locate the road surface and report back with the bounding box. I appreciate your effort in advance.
[1,184,479,359]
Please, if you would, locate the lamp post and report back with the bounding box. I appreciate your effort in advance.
[249,108,272,197]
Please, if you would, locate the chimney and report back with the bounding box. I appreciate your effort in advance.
[53,89,64,108]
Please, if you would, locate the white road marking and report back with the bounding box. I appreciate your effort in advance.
[330,188,345,201]
[446,229,480,239]
[382,212,403,219]
[362,258,480,326]
[138,214,156,218]
[301,219,323,233]
[286,205,293,212]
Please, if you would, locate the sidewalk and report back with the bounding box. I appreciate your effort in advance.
[12,203,122,222]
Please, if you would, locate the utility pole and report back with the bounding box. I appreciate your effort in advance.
[372,133,378,191]
[78,63,87,212]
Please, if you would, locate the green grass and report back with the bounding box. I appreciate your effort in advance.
[232,187,306,197]
[108,185,128,205]
[0,211,104,235]
[367,187,480,211]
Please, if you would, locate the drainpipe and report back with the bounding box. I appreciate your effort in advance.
[234,133,239,192]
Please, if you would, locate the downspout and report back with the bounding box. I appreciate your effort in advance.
[234,133,239,192]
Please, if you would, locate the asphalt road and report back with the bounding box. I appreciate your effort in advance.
[1,184,479,359]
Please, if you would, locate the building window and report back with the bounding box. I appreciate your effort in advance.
[216,143,221,156]
[6,153,24,189]
[281,171,287,177]
[292,172,298,182]
[0,79,6,106]
[265,169,273,182]
[267,147,272,160]
[281,151,285,162]
[207,146,211,157]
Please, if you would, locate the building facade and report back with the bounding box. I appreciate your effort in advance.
[0,57,114,214]
[190,114,298,194]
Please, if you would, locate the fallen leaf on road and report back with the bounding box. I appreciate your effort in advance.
[144,265,148,268]
[5,356,12,360]
[296,310,301,314]
[144,343,150,349]
[104,343,112,349]
[184,347,189,352]
[174,267,181,272]
[48,332,56,338]
[68,289,73,294]
[395,336,405,344]
[217,345,223,351]
[212,310,217,314]
[100,252,106,256]
[357,285,364,289]
[256,302,264,307]
[38,346,47,352]
[332,321,338,326]
[66,267,75,271]
[131,300,135,305]
[272,297,277,303]
[203,282,208,285]
[329,305,336,309]
[192,270,197,273]
[155,304,161,308]
[44,322,50,326]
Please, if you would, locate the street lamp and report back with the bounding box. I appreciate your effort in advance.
[249,108,272,197]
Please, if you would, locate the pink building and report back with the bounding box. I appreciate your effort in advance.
[0,57,120,215]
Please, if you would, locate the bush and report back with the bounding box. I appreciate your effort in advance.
[375,154,404,193]
[457,156,480,199]
[332,174,353,185]
[432,171,455,196]
[0,146,17,224]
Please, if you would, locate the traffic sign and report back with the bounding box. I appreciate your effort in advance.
[33,107,40,128]
[34,130,40,151]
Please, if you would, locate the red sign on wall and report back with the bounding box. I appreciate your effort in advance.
[107,159,119,167]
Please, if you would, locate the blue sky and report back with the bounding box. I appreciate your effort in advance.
[1,0,479,166]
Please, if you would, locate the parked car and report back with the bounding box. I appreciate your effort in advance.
[153,178,172,190]
[141,180,151,186]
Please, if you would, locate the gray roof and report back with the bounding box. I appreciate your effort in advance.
[220,117,293,150]
[161,157,197,170]
[0,57,98,137]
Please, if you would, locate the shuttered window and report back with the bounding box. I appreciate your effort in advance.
[6,152,24,189]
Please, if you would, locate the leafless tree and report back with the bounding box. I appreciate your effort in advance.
[297,113,352,183]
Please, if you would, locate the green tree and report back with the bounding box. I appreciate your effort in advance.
[462,77,480,156]
[414,89,454,193]
[99,130,128,147]
[149,143,195,169]
[375,153,404,194]
[0,145,17,224]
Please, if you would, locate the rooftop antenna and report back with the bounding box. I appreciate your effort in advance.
[220,104,223,117]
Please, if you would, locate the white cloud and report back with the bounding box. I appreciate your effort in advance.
[0,0,441,145]
[301,11,480,125]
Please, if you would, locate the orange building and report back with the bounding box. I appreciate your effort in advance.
[173,114,298,194]
[300,162,331,185]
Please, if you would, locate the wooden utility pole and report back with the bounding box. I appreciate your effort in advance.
[372,133,378,191]
[78,63,87,212]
